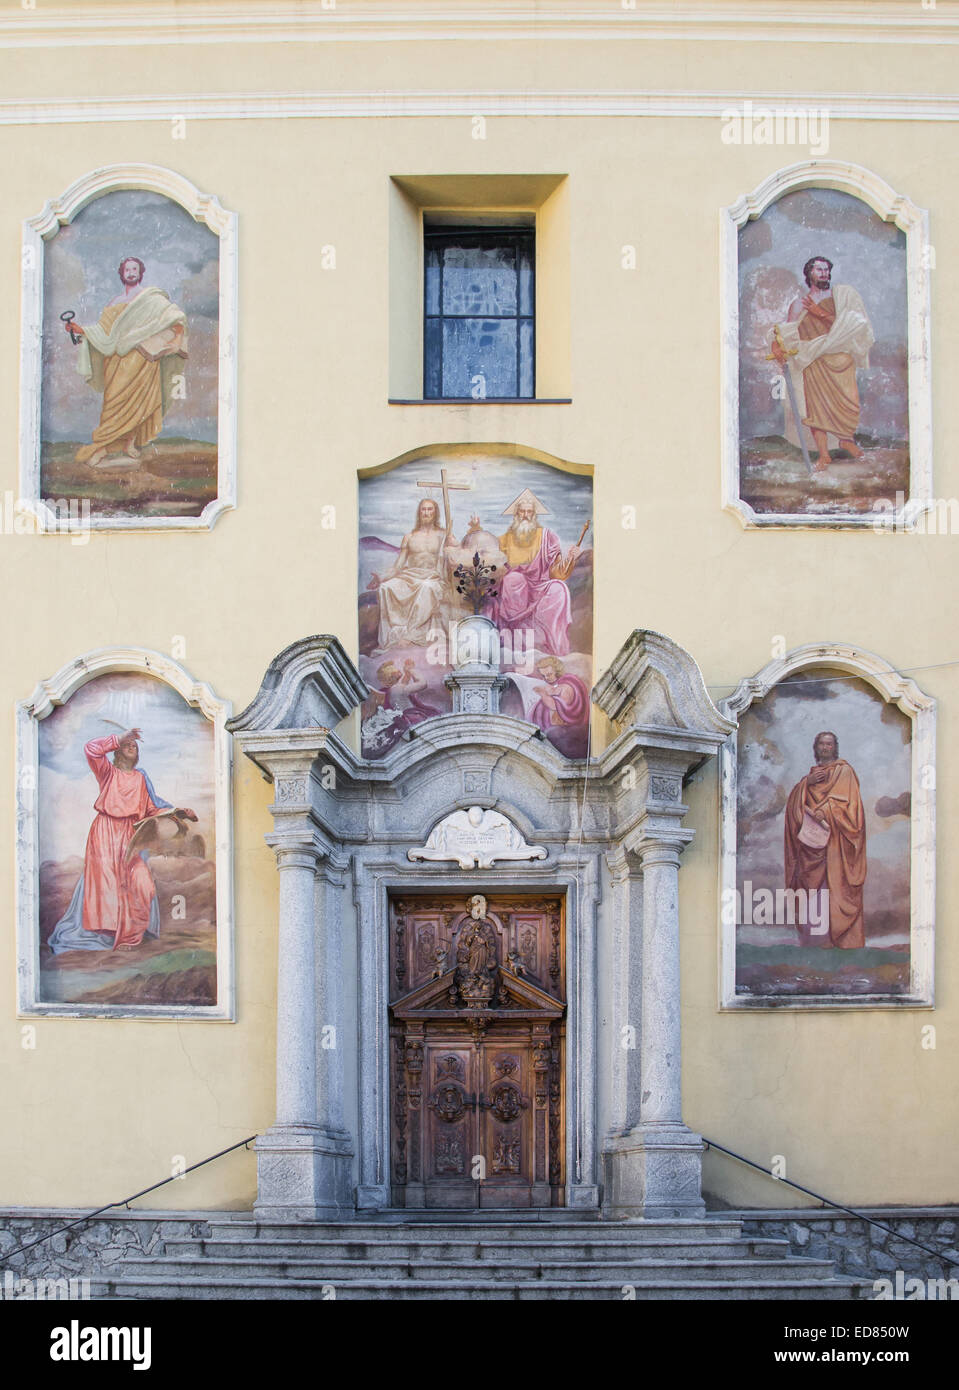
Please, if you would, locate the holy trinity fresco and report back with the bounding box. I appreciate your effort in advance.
[40,189,219,519]
[734,670,911,1000]
[738,187,908,517]
[358,453,593,760]
[36,672,217,1009]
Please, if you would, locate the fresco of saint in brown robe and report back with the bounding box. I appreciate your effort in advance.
[784,730,867,947]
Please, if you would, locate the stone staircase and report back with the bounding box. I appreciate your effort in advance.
[93,1212,872,1300]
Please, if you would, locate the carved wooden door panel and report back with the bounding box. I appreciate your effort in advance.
[423,1041,476,1208]
[389,894,566,1209]
[478,1040,538,1208]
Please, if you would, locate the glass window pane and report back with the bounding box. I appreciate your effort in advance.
[519,243,534,317]
[425,245,441,316]
[424,317,443,398]
[424,230,533,399]
[519,319,534,398]
[442,244,517,316]
[442,319,517,399]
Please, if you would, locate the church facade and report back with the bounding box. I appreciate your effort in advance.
[1,1,958,1287]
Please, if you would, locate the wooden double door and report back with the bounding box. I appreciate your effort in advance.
[389,894,566,1209]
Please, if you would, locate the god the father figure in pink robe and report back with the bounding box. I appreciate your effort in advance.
[478,490,583,656]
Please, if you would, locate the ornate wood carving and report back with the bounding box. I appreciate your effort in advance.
[388,893,566,1209]
[392,1036,408,1184]
[405,1028,424,1183]
[435,1135,465,1174]
[453,900,499,1007]
[428,1082,468,1124]
[492,1135,521,1174]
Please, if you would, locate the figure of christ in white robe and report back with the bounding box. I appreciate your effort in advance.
[368,498,458,650]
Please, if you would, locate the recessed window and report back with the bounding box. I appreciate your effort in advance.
[424,228,534,400]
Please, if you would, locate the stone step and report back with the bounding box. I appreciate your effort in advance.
[214,1209,602,1225]
[115,1253,839,1283]
[161,1235,793,1263]
[207,1217,748,1243]
[93,1274,868,1301]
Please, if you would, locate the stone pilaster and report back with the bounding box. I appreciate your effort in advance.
[594,632,733,1219]
[253,754,353,1221]
[602,759,705,1219]
[604,846,644,1140]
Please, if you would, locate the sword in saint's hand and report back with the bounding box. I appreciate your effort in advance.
[99,717,145,742]
[766,324,812,475]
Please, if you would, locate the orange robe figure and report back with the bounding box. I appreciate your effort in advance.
[784,758,867,948]
[81,734,163,949]
[797,297,861,441]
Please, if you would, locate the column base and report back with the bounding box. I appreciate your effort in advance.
[254,1124,354,1221]
[356,1183,391,1211]
[601,1122,705,1220]
[567,1184,601,1209]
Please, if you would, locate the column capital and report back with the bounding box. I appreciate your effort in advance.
[635,836,691,871]
[269,842,323,873]
[626,825,694,868]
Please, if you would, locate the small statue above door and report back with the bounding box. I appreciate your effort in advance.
[453,894,501,1008]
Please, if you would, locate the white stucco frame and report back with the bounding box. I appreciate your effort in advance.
[720,159,932,530]
[20,163,238,533]
[16,647,235,1019]
[718,642,936,1009]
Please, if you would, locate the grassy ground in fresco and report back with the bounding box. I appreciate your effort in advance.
[41,437,217,518]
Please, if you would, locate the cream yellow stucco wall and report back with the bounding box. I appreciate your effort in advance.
[0,2,956,1211]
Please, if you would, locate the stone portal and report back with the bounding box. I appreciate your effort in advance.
[228,629,735,1220]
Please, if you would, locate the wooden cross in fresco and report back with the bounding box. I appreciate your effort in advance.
[416,467,472,533]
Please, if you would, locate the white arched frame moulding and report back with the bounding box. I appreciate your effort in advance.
[720,159,932,530]
[20,163,238,533]
[16,647,235,1019]
[717,642,935,1009]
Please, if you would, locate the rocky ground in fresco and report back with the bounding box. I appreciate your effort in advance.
[38,853,217,1006]
[735,944,911,998]
[740,436,909,516]
[41,437,217,518]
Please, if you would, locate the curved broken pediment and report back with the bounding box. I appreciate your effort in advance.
[592,629,734,749]
[228,635,370,734]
